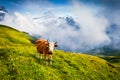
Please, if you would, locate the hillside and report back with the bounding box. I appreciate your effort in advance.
[0,25,34,45]
[0,25,120,80]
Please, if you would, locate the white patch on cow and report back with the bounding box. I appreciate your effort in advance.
[40,54,42,59]
[49,42,55,51]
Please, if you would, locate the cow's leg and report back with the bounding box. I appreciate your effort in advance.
[40,54,42,59]
[49,54,53,65]
[44,54,48,65]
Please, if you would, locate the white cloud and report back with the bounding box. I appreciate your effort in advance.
[71,1,111,50]
[106,10,120,49]
[1,0,120,52]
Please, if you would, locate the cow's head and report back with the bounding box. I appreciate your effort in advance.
[48,42,58,54]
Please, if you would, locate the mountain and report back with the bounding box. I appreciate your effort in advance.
[65,16,80,30]
[0,6,7,21]
[33,11,80,30]
[87,45,120,56]
[1,9,120,55]
[0,25,120,80]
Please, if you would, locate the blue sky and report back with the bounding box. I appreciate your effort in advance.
[0,0,71,15]
[49,0,70,5]
[0,0,120,15]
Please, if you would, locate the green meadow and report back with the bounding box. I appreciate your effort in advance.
[0,25,120,80]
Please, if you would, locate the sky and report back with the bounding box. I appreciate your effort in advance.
[0,0,120,52]
[0,0,72,16]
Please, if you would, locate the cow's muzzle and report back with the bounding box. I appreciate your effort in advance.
[48,51,52,54]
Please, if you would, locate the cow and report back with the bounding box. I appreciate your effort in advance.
[36,39,57,65]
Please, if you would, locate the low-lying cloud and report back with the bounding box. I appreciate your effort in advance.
[1,0,120,52]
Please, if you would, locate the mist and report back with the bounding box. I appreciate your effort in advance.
[0,0,120,52]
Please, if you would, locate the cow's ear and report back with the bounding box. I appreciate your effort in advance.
[55,42,57,44]
[54,42,58,47]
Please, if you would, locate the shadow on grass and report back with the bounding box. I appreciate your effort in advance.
[29,53,45,65]
[101,56,120,63]
[0,48,10,60]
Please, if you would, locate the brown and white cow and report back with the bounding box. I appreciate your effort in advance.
[36,39,57,65]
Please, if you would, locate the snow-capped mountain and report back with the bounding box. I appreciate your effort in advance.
[31,11,83,52]
[65,16,80,30]
[0,6,7,21]
[1,9,120,54]
[33,11,80,31]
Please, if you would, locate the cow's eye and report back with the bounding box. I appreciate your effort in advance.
[54,44,58,47]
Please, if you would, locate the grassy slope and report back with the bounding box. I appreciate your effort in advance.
[0,25,120,80]
[0,25,34,45]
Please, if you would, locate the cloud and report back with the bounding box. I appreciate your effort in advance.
[71,1,111,50]
[1,0,120,52]
[0,12,34,34]
[105,10,120,50]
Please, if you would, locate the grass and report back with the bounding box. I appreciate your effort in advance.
[0,25,120,80]
[1,46,120,80]
[0,25,34,45]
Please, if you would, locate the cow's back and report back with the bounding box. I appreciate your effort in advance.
[36,39,49,54]
[36,39,47,45]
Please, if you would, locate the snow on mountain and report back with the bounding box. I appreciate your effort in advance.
[0,6,7,21]
[1,10,119,53]
[27,11,84,52]
[33,12,80,32]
